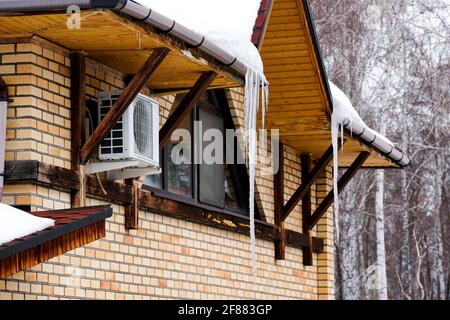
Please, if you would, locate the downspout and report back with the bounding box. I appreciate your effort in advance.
[0,76,8,201]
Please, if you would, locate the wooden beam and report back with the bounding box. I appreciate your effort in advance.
[0,76,8,201]
[139,188,324,253]
[4,160,80,191]
[159,71,217,150]
[309,152,370,229]
[70,53,86,208]
[86,174,133,204]
[120,74,140,230]
[301,153,313,266]
[81,47,170,163]
[274,142,285,260]
[282,143,342,221]
[125,178,139,229]
[3,160,325,253]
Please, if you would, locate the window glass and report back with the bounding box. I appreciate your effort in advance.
[198,104,224,207]
[166,114,192,197]
[224,165,239,210]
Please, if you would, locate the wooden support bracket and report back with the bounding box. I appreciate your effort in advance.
[125,178,139,229]
[159,71,217,150]
[309,151,370,229]
[70,53,87,208]
[81,47,170,164]
[274,142,285,260]
[282,142,343,222]
[301,153,313,266]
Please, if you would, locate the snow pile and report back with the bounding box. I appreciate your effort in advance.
[329,80,394,240]
[0,203,55,245]
[137,0,267,280]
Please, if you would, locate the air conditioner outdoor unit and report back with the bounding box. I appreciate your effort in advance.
[85,92,160,180]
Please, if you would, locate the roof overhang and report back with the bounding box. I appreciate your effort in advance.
[0,4,246,95]
[0,206,112,279]
[256,0,409,168]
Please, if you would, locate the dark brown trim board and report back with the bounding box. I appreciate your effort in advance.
[0,76,8,201]
[4,160,324,254]
[273,142,285,260]
[125,178,139,230]
[70,53,87,208]
[0,206,112,279]
[301,153,313,266]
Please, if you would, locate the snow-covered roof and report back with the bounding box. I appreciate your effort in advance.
[135,0,264,75]
[0,204,54,246]
[0,206,113,279]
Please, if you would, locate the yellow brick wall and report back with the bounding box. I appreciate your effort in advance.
[0,37,334,300]
[1,40,71,169]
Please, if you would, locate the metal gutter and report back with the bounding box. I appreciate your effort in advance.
[0,0,248,76]
[342,118,411,167]
[0,76,8,200]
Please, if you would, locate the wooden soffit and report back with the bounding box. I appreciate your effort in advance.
[0,10,243,94]
[259,0,399,168]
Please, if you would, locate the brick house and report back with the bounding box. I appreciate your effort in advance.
[0,0,408,300]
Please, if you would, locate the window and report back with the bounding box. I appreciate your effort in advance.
[143,90,256,217]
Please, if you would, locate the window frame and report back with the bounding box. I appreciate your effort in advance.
[142,90,262,220]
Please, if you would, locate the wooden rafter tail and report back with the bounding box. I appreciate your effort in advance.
[274,142,285,260]
[301,153,313,266]
[70,53,87,208]
[81,47,170,164]
[159,71,217,150]
[282,141,343,222]
[309,151,370,229]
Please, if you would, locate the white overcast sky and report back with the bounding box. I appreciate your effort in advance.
[135,0,261,39]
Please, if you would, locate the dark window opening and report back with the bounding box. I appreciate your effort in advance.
[143,90,258,218]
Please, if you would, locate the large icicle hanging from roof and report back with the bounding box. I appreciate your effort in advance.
[244,66,269,282]
[137,0,269,282]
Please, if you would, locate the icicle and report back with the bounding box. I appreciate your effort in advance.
[243,67,269,284]
[331,114,340,242]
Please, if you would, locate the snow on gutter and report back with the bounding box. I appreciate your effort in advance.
[0,76,8,201]
[329,81,410,168]
[0,0,248,77]
[341,118,410,167]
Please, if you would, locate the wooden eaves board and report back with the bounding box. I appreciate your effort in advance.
[0,10,243,95]
[0,206,112,279]
[259,0,400,168]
